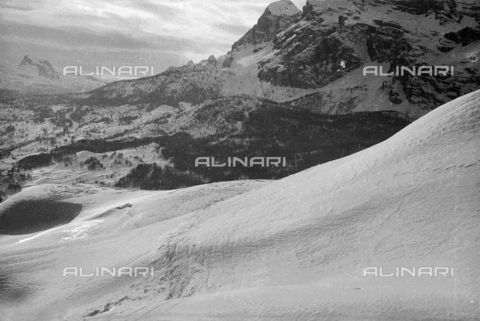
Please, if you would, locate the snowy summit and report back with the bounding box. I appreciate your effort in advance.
[266,0,301,16]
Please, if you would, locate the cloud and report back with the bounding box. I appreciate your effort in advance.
[0,4,32,11]
[0,23,155,50]
[215,22,251,35]
[134,2,179,21]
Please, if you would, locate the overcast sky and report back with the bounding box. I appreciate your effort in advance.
[0,0,307,74]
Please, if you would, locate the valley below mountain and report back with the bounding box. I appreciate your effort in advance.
[1,85,479,321]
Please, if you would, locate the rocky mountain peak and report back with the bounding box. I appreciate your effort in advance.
[266,0,301,16]
[231,0,301,51]
[207,55,217,65]
[18,55,59,80]
[19,55,34,66]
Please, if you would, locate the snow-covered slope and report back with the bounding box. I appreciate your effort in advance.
[1,90,479,320]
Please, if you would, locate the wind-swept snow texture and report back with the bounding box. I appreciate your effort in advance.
[1,90,479,320]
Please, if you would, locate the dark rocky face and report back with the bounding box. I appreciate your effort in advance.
[255,0,480,110]
[367,0,480,23]
[231,0,302,51]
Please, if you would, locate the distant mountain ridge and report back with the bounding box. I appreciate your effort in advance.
[0,55,111,102]
[18,55,60,80]
[10,0,480,119]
